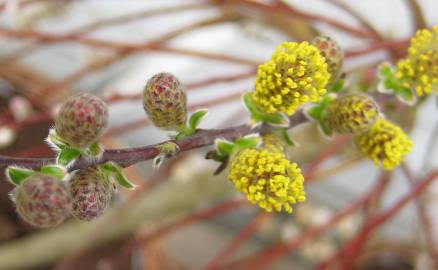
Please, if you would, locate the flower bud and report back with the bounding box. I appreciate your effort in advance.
[70,168,113,221]
[324,94,379,134]
[55,93,108,149]
[13,173,71,228]
[143,72,187,130]
[312,36,343,83]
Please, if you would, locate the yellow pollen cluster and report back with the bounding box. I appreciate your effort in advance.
[252,41,330,115]
[396,26,438,96]
[229,148,305,213]
[324,94,379,134]
[355,118,413,170]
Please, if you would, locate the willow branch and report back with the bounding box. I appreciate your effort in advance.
[0,110,309,173]
[0,27,259,66]
[405,0,427,30]
[316,169,438,269]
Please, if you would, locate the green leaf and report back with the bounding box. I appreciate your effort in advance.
[328,79,345,93]
[243,92,262,120]
[278,128,295,146]
[235,134,261,149]
[46,129,68,151]
[100,162,137,189]
[57,148,81,166]
[88,142,102,156]
[243,92,289,127]
[215,139,235,156]
[40,165,66,179]
[307,95,334,136]
[189,109,208,130]
[377,62,415,104]
[114,171,137,189]
[6,167,34,185]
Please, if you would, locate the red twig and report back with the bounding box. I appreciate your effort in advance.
[204,211,271,270]
[400,164,438,269]
[316,169,438,270]
[220,172,391,270]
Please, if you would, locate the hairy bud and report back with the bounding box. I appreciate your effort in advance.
[70,168,113,221]
[143,72,187,130]
[55,93,108,149]
[312,36,343,83]
[13,173,71,228]
[324,94,379,134]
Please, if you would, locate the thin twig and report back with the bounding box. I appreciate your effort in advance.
[315,169,438,269]
[204,211,271,270]
[220,172,391,270]
[405,0,427,30]
[0,110,309,173]
[400,163,438,269]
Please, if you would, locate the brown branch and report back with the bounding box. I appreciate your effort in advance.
[405,0,427,30]
[70,3,211,35]
[400,163,438,269]
[0,110,309,174]
[220,172,391,270]
[0,27,259,66]
[315,169,438,269]
[326,0,383,40]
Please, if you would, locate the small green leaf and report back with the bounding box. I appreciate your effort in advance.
[88,142,102,156]
[278,128,295,146]
[100,162,137,189]
[307,95,334,136]
[215,139,235,156]
[243,92,262,120]
[189,109,208,130]
[377,62,415,104]
[40,165,66,179]
[57,148,81,166]
[235,134,261,149]
[328,79,345,93]
[46,129,68,151]
[114,171,137,189]
[6,167,34,185]
[243,92,289,126]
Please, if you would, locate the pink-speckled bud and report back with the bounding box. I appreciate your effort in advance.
[143,72,187,131]
[13,173,71,228]
[70,168,113,221]
[312,36,343,83]
[55,93,108,149]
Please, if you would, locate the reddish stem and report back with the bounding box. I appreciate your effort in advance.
[316,169,438,270]
[204,212,271,270]
[220,172,391,270]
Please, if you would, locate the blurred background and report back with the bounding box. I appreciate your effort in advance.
[1,0,438,269]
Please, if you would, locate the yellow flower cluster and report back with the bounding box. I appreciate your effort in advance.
[355,118,413,170]
[324,94,379,134]
[252,41,330,115]
[229,147,305,213]
[396,26,438,96]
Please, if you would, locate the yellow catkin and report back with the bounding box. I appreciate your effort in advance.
[252,41,330,115]
[355,118,413,170]
[229,147,305,213]
[324,94,379,134]
[396,26,438,96]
